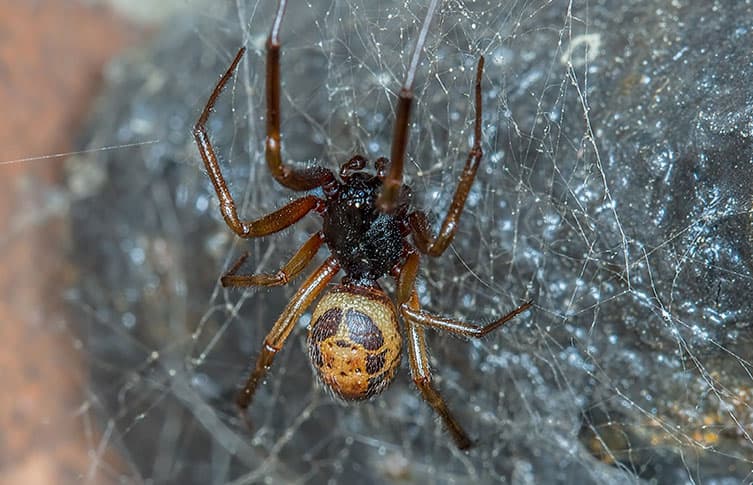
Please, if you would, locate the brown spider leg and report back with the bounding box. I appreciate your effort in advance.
[193,47,324,237]
[236,257,340,410]
[377,0,440,213]
[395,251,472,450]
[409,56,486,257]
[220,232,325,287]
[265,0,334,190]
[394,249,532,337]
[225,192,319,239]
[402,298,533,338]
[377,87,412,212]
[194,47,249,236]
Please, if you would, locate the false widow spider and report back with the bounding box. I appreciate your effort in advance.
[194,0,532,450]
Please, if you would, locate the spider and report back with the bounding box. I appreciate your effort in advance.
[193,0,532,450]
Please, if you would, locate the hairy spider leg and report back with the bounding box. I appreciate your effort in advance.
[394,251,471,449]
[266,0,333,190]
[377,0,440,212]
[236,257,341,410]
[221,232,325,288]
[377,88,412,212]
[193,46,325,238]
[409,56,486,257]
[395,251,531,449]
[402,298,534,339]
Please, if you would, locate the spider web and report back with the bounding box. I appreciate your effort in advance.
[58,0,753,483]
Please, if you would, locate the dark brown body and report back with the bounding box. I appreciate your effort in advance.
[321,168,410,286]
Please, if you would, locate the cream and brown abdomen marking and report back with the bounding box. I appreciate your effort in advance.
[307,285,401,400]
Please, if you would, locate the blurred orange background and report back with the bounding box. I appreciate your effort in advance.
[0,2,139,483]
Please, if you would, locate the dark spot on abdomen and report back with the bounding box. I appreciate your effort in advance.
[310,308,341,343]
[346,309,384,350]
[366,350,386,375]
[367,372,387,397]
[309,344,323,368]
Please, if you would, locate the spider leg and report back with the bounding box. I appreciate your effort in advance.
[194,48,249,237]
[221,232,324,287]
[193,47,324,237]
[402,299,533,338]
[395,251,472,450]
[409,56,486,257]
[377,86,412,213]
[224,190,319,239]
[395,250,531,449]
[265,0,333,190]
[377,0,440,213]
[236,257,340,410]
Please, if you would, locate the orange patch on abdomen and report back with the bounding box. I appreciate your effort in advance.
[317,338,372,399]
[308,285,402,401]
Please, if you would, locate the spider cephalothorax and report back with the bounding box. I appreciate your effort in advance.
[322,158,410,285]
[194,0,532,450]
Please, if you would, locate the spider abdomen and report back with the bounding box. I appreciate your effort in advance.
[308,285,401,400]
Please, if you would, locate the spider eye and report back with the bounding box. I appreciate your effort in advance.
[307,285,402,400]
